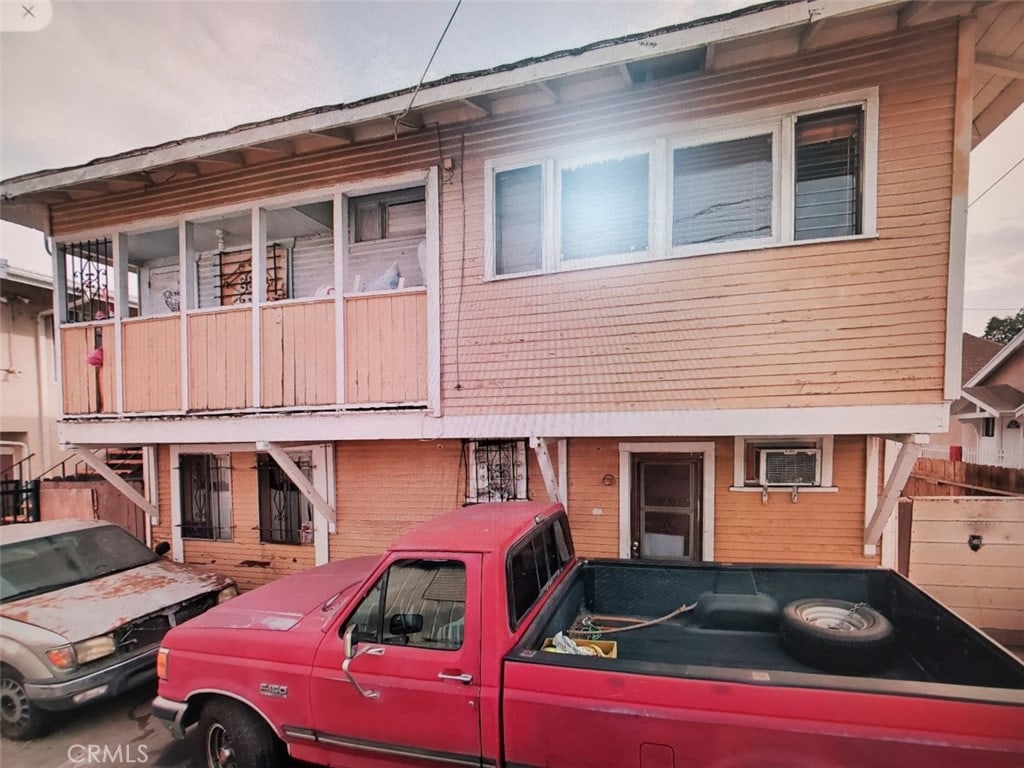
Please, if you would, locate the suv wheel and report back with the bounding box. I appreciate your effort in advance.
[0,666,48,741]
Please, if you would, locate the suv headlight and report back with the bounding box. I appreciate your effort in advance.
[217,585,238,604]
[75,634,117,664]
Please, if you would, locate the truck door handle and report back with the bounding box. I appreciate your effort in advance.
[437,671,473,684]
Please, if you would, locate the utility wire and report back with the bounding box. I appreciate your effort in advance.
[968,156,1024,209]
[395,0,463,132]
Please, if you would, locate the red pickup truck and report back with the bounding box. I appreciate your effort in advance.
[154,501,1024,768]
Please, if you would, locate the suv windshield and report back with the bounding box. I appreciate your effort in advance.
[0,526,160,603]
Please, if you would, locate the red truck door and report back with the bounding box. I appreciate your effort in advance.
[310,553,482,766]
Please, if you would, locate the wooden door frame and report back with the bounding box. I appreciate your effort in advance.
[618,442,716,562]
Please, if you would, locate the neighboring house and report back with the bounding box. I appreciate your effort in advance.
[0,262,63,486]
[2,1,1023,589]
[952,329,1024,468]
[926,332,1005,457]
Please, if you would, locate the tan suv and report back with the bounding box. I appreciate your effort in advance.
[0,519,236,740]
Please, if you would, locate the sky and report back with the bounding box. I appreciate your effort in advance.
[1,0,1021,335]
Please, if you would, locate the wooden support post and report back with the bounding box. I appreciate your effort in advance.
[530,437,561,504]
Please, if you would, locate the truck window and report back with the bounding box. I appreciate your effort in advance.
[507,516,574,629]
[342,560,466,650]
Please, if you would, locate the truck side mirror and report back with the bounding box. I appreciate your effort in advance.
[343,625,356,659]
[388,613,423,637]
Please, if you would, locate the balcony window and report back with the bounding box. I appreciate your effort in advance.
[346,187,426,294]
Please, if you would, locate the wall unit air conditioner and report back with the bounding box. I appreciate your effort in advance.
[759,448,821,487]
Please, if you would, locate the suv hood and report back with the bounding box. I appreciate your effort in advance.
[0,559,230,643]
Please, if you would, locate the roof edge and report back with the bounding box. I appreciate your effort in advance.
[965,328,1024,387]
[2,0,899,200]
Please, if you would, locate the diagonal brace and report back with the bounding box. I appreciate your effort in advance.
[258,442,336,533]
[70,446,158,521]
[864,441,922,545]
[529,437,561,504]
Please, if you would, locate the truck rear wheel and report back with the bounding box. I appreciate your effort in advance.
[0,666,48,741]
[198,699,280,768]
[779,598,895,674]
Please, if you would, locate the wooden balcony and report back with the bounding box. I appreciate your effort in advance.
[58,290,428,417]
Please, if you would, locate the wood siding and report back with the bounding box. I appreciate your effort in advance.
[908,497,1024,633]
[187,308,253,410]
[261,300,335,407]
[121,316,181,412]
[153,445,173,547]
[182,452,315,591]
[344,289,428,404]
[51,23,957,415]
[61,323,116,415]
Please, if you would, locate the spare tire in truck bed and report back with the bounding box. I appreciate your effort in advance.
[779,598,895,674]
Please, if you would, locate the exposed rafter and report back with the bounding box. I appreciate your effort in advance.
[198,151,247,168]
[62,181,112,194]
[975,53,1024,79]
[312,126,354,143]
[703,43,716,72]
[160,161,201,177]
[461,96,490,118]
[245,140,295,157]
[898,1,934,28]
[617,64,634,88]
[799,20,827,51]
[535,80,560,104]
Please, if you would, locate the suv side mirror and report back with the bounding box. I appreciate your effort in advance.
[388,613,423,637]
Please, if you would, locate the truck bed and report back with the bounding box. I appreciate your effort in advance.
[512,559,1024,701]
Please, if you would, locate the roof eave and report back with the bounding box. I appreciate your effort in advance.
[2,0,905,201]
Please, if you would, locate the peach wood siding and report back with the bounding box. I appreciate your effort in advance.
[344,289,428,404]
[187,308,253,411]
[153,445,173,547]
[52,23,957,415]
[182,452,315,591]
[61,323,116,415]
[261,300,335,407]
[121,316,181,412]
[909,497,1024,633]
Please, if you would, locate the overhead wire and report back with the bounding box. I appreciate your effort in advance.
[968,156,1024,209]
[394,0,463,134]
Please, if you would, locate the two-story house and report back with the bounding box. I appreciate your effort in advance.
[3,1,1022,589]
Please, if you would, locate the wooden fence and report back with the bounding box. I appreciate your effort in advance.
[904,457,1024,498]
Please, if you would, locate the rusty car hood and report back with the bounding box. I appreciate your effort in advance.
[0,559,230,643]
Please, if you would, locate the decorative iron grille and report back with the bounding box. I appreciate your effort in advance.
[257,453,313,545]
[464,440,528,503]
[179,454,231,540]
[217,244,288,305]
[60,239,113,323]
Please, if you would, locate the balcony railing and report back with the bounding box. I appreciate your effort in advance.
[59,289,427,417]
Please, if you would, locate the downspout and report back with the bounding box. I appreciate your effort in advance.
[36,309,55,473]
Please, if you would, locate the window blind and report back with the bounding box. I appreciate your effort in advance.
[495,165,543,275]
[795,108,862,240]
[673,135,773,245]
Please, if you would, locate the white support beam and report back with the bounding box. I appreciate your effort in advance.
[70,446,159,519]
[529,437,561,504]
[863,437,881,557]
[258,441,337,530]
[864,441,922,546]
[975,53,1024,80]
[112,233,128,414]
[251,207,266,409]
[557,439,568,510]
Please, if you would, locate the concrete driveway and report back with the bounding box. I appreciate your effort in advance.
[0,682,304,768]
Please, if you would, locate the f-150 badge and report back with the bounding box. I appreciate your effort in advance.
[259,683,288,698]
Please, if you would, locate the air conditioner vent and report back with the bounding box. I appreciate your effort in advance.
[759,449,821,487]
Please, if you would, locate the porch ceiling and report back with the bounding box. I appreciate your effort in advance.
[2,1,1020,229]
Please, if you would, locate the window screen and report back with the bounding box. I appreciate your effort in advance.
[673,135,772,245]
[495,166,543,275]
[795,108,862,240]
[560,155,649,260]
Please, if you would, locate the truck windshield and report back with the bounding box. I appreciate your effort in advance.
[0,526,160,603]
[507,514,574,628]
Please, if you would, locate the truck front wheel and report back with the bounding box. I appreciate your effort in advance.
[0,665,48,741]
[198,699,280,768]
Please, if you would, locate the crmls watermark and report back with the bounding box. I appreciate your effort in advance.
[67,744,149,764]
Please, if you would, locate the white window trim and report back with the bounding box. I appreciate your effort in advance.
[170,445,234,561]
[466,439,528,503]
[484,87,879,281]
[729,435,835,492]
[618,441,716,562]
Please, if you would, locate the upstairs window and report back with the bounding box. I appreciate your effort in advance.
[560,154,649,261]
[795,108,862,240]
[673,134,773,246]
[494,165,543,276]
